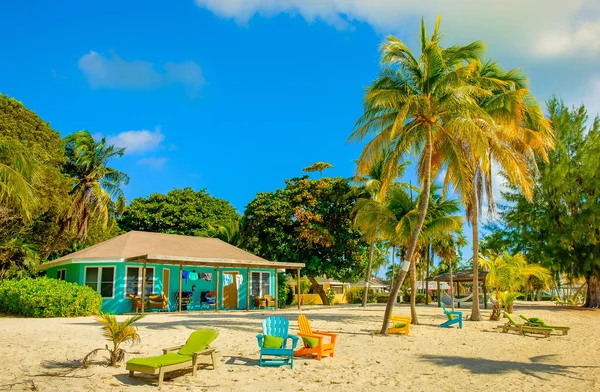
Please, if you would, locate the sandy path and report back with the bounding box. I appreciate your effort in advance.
[0,302,598,391]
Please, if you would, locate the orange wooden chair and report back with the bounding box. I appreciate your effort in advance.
[294,314,337,360]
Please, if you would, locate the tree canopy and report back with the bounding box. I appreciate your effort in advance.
[119,187,240,236]
[240,176,368,304]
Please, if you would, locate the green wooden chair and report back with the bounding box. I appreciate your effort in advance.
[519,314,570,335]
[497,312,554,337]
[440,303,463,329]
[126,329,218,386]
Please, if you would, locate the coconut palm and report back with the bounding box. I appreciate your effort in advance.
[82,313,145,367]
[352,151,411,307]
[0,138,39,221]
[433,231,468,311]
[435,60,554,320]
[206,220,241,245]
[349,17,499,333]
[481,251,551,320]
[63,131,129,240]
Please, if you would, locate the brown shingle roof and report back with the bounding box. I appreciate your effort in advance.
[41,231,304,269]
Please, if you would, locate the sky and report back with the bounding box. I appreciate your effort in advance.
[1,1,599,269]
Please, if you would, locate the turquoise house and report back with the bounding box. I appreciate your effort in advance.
[40,231,304,314]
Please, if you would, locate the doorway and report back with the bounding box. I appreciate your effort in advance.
[223,272,238,309]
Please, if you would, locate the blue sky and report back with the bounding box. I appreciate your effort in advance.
[2,1,599,268]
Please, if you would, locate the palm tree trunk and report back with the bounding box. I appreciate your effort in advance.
[449,260,455,312]
[389,245,395,289]
[380,127,433,334]
[425,242,431,305]
[362,243,375,307]
[470,212,482,321]
[410,256,418,324]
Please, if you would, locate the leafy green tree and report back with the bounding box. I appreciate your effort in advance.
[0,95,73,275]
[487,99,600,308]
[119,187,240,236]
[302,162,333,178]
[63,130,129,240]
[240,176,368,305]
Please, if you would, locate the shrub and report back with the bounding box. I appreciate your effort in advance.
[346,287,377,304]
[376,293,402,303]
[0,277,102,317]
[326,288,336,305]
[277,272,291,308]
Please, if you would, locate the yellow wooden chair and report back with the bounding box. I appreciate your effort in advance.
[294,314,337,360]
[148,294,168,311]
[127,294,143,313]
[388,314,411,335]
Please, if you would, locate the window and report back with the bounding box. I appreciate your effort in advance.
[57,269,66,281]
[125,267,154,298]
[84,267,115,298]
[251,272,270,297]
[329,285,344,295]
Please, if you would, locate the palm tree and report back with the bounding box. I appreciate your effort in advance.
[63,131,129,240]
[433,231,468,311]
[349,17,497,334]
[83,313,145,367]
[0,138,39,221]
[481,251,551,320]
[352,152,410,307]
[435,61,553,320]
[206,220,241,245]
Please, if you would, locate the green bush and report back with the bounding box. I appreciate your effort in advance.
[326,288,336,305]
[0,277,102,317]
[346,287,377,304]
[376,293,402,303]
[277,272,291,308]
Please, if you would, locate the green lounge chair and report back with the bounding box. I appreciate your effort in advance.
[497,312,553,338]
[126,329,218,386]
[519,315,570,335]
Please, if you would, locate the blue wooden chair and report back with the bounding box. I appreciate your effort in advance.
[256,316,299,369]
[440,303,463,329]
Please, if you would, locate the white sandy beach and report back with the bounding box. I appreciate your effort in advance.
[0,302,598,392]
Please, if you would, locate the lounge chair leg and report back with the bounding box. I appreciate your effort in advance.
[192,357,198,376]
[211,351,216,369]
[128,370,134,377]
[158,368,165,386]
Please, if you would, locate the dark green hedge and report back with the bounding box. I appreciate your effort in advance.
[0,277,102,317]
[346,287,377,304]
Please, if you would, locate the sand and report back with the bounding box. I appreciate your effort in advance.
[0,302,598,391]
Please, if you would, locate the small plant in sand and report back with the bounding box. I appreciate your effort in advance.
[83,313,145,368]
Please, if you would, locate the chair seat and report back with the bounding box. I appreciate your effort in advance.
[127,353,191,370]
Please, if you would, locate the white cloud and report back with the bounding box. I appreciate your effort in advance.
[137,157,168,170]
[78,51,205,92]
[106,128,165,154]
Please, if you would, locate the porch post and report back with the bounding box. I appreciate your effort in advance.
[296,268,301,310]
[246,267,250,311]
[274,269,278,311]
[178,263,183,313]
[215,267,219,313]
[483,280,488,310]
[141,260,147,313]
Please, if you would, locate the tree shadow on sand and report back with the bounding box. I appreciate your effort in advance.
[419,354,598,381]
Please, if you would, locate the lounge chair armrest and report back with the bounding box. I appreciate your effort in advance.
[298,332,324,342]
[162,345,184,354]
[449,311,463,316]
[191,347,214,359]
[312,331,338,342]
[256,334,265,347]
[287,334,299,350]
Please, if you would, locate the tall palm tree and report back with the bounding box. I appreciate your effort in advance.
[349,17,496,334]
[435,60,553,320]
[352,151,410,307]
[206,220,241,245]
[63,131,129,240]
[433,230,468,311]
[0,138,39,221]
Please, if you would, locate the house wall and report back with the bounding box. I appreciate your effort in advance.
[46,262,276,314]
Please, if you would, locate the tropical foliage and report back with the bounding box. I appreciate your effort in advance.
[0,277,102,317]
[119,187,240,236]
[481,252,551,319]
[240,176,368,305]
[83,313,145,367]
[483,99,600,308]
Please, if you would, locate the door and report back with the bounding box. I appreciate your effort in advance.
[223,272,238,309]
[162,269,170,304]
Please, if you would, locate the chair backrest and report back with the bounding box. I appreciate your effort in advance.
[178,329,218,356]
[297,314,313,335]
[503,311,517,325]
[148,294,162,302]
[441,303,449,314]
[262,316,289,338]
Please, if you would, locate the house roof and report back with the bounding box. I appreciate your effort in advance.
[40,231,305,270]
[348,277,390,288]
[432,269,488,283]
